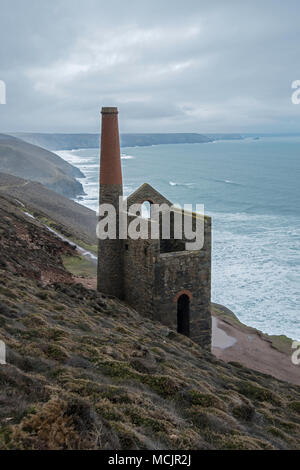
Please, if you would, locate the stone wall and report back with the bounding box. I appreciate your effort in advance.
[123,207,212,350]
[123,214,159,319]
[126,183,172,207]
[153,216,211,350]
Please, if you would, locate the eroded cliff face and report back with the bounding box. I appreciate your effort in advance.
[0,134,85,198]
[0,195,300,450]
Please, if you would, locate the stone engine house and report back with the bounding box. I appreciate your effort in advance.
[97,107,212,350]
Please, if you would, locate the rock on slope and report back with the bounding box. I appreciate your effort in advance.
[0,134,84,198]
[0,196,300,450]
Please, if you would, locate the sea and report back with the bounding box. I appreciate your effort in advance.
[56,136,300,341]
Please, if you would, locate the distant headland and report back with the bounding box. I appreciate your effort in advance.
[11,132,245,151]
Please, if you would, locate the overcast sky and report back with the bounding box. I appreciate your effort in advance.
[0,0,300,133]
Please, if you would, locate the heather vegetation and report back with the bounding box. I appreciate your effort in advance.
[0,195,299,450]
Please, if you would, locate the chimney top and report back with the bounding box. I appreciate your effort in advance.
[101,107,118,114]
[99,106,122,185]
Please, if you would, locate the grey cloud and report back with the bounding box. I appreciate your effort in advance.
[0,0,300,133]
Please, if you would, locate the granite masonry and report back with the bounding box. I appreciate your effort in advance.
[97,107,211,350]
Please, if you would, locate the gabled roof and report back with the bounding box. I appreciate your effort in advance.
[126,183,172,206]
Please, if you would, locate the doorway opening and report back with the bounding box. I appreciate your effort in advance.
[177,294,190,337]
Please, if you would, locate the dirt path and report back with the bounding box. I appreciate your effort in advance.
[23,210,97,265]
[0,180,31,191]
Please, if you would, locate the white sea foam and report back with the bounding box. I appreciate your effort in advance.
[213,178,242,186]
[55,150,80,162]
[169,181,195,187]
[80,164,99,169]
[121,154,135,160]
[210,210,300,340]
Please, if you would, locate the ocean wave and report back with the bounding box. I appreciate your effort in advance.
[83,182,98,186]
[80,164,99,169]
[213,178,242,186]
[55,150,97,166]
[121,154,135,160]
[55,150,79,161]
[169,181,195,187]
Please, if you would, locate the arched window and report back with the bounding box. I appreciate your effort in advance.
[177,294,190,337]
[141,200,151,219]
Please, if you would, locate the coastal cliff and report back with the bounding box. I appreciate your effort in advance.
[0,194,299,450]
[12,132,244,151]
[0,134,85,198]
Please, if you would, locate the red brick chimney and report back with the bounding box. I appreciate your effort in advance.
[98,107,124,298]
[100,107,122,186]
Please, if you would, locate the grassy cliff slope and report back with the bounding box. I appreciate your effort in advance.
[0,172,97,247]
[0,195,299,450]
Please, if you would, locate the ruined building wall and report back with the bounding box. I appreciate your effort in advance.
[126,183,172,208]
[153,216,212,350]
[122,207,212,350]
[123,215,159,319]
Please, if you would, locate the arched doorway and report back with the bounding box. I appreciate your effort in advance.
[177,294,190,337]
